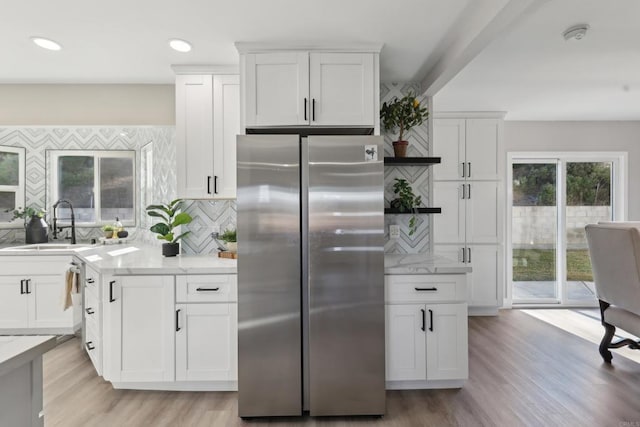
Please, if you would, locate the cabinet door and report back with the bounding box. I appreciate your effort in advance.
[0,276,28,329]
[467,245,502,308]
[105,276,175,382]
[176,303,237,382]
[244,52,309,126]
[28,275,74,328]
[176,74,214,199]
[309,53,375,126]
[432,119,466,181]
[212,75,240,199]
[385,304,426,381]
[465,119,501,180]
[466,181,501,244]
[426,303,468,381]
[432,181,465,244]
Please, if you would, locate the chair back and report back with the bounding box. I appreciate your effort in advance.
[585,224,640,314]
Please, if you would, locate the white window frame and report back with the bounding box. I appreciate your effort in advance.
[0,145,26,228]
[505,151,627,308]
[50,150,136,226]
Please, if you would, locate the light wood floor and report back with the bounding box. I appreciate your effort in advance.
[43,310,640,427]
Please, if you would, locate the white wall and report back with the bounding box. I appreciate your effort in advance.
[505,121,640,219]
[0,85,175,125]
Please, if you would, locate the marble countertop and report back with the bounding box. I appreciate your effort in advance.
[0,336,57,377]
[385,253,472,274]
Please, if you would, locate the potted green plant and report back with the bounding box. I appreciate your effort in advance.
[102,224,114,239]
[380,91,429,158]
[10,206,48,244]
[390,178,422,236]
[145,199,193,257]
[220,228,237,253]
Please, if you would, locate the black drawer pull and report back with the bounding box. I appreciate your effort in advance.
[86,278,95,284]
[196,287,220,292]
[85,341,95,351]
[86,308,95,315]
[414,287,438,292]
[109,280,116,303]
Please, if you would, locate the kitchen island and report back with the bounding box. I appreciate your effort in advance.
[0,335,56,427]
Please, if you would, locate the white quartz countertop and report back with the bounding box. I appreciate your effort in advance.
[77,244,237,275]
[0,336,56,377]
[385,253,472,274]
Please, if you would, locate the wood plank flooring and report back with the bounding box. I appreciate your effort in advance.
[42,310,640,426]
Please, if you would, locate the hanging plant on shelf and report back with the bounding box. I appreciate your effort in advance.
[380,91,429,158]
[390,178,422,236]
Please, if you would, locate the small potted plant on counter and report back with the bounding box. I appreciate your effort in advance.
[102,225,114,239]
[146,199,193,257]
[380,91,429,157]
[220,228,237,253]
[390,178,422,236]
[9,206,48,244]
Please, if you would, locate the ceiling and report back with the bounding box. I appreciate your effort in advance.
[5,1,637,121]
[434,0,640,120]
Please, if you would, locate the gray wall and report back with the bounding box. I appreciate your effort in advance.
[505,121,640,219]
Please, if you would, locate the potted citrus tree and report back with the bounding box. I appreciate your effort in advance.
[146,199,193,257]
[380,91,429,157]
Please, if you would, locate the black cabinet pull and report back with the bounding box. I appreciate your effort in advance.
[176,309,181,332]
[461,162,465,178]
[86,278,95,284]
[207,176,212,194]
[85,341,95,351]
[415,287,438,292]
[462,247,466,263]
[86,308,95,315]
[304,97,308,121]
[196,287,220,292]
[468,247,471,263]
[109,280,116,303]
[214,175,218,194]
[467,184,471,199]
[420,308,426,331]
[20,279,25,295]
[468,162,471,178]
[312,98,316,121]
[429,309,434,332]
[25,279,31,294]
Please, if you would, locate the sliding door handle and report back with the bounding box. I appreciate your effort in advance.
[109,280,116,303]
[420,308,426,331]
[428,309,434,332]
[176,309,181,332]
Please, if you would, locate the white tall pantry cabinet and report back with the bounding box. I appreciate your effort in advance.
[174,68,240,199]
[432,114,504,314]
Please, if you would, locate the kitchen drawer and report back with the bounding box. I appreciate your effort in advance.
[84,264,100,297]
[1,256,69,276]
[176,275,237,303]
[385,274,467,304]
[84,320,102,376]
[85,288,100,328]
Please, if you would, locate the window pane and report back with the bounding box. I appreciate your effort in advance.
[58,156,95,222]
[0,191,16,222]
[100,157,134,222]
[0,152,19,186]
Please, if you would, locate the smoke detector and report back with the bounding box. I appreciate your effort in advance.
[563,24,590,41]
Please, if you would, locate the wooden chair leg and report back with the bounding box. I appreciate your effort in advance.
[599,323,615,363]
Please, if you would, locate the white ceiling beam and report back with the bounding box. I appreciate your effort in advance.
[419,0,550,97]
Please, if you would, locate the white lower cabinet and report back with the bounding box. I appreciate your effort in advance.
[0,276,29,329]
[103,275,176,383]
[385,274,468,387]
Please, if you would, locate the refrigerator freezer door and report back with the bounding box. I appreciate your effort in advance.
[307,135,386,416]
[237,135,302,417]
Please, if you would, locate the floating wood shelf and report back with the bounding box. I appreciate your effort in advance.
[384,207,442,214]
[384,157,441,166]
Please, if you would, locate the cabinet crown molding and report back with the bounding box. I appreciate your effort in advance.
[234,42,383,54]
[171,65,239,75]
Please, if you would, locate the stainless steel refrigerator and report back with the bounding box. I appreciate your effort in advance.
[237,134,385,417]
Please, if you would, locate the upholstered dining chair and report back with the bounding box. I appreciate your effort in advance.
[585,223,640,363]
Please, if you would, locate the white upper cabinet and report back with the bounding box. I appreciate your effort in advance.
[244,52,309,126]
[432,119,466,181]
[465,119,501,181]
[238,45,381,129]
[175,72,240,199]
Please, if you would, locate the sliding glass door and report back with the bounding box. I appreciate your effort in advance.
[508,153,625,306]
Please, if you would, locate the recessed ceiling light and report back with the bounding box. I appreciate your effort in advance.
[563,24,590,41]
[31,37,62,51]
[169,39,192,53]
